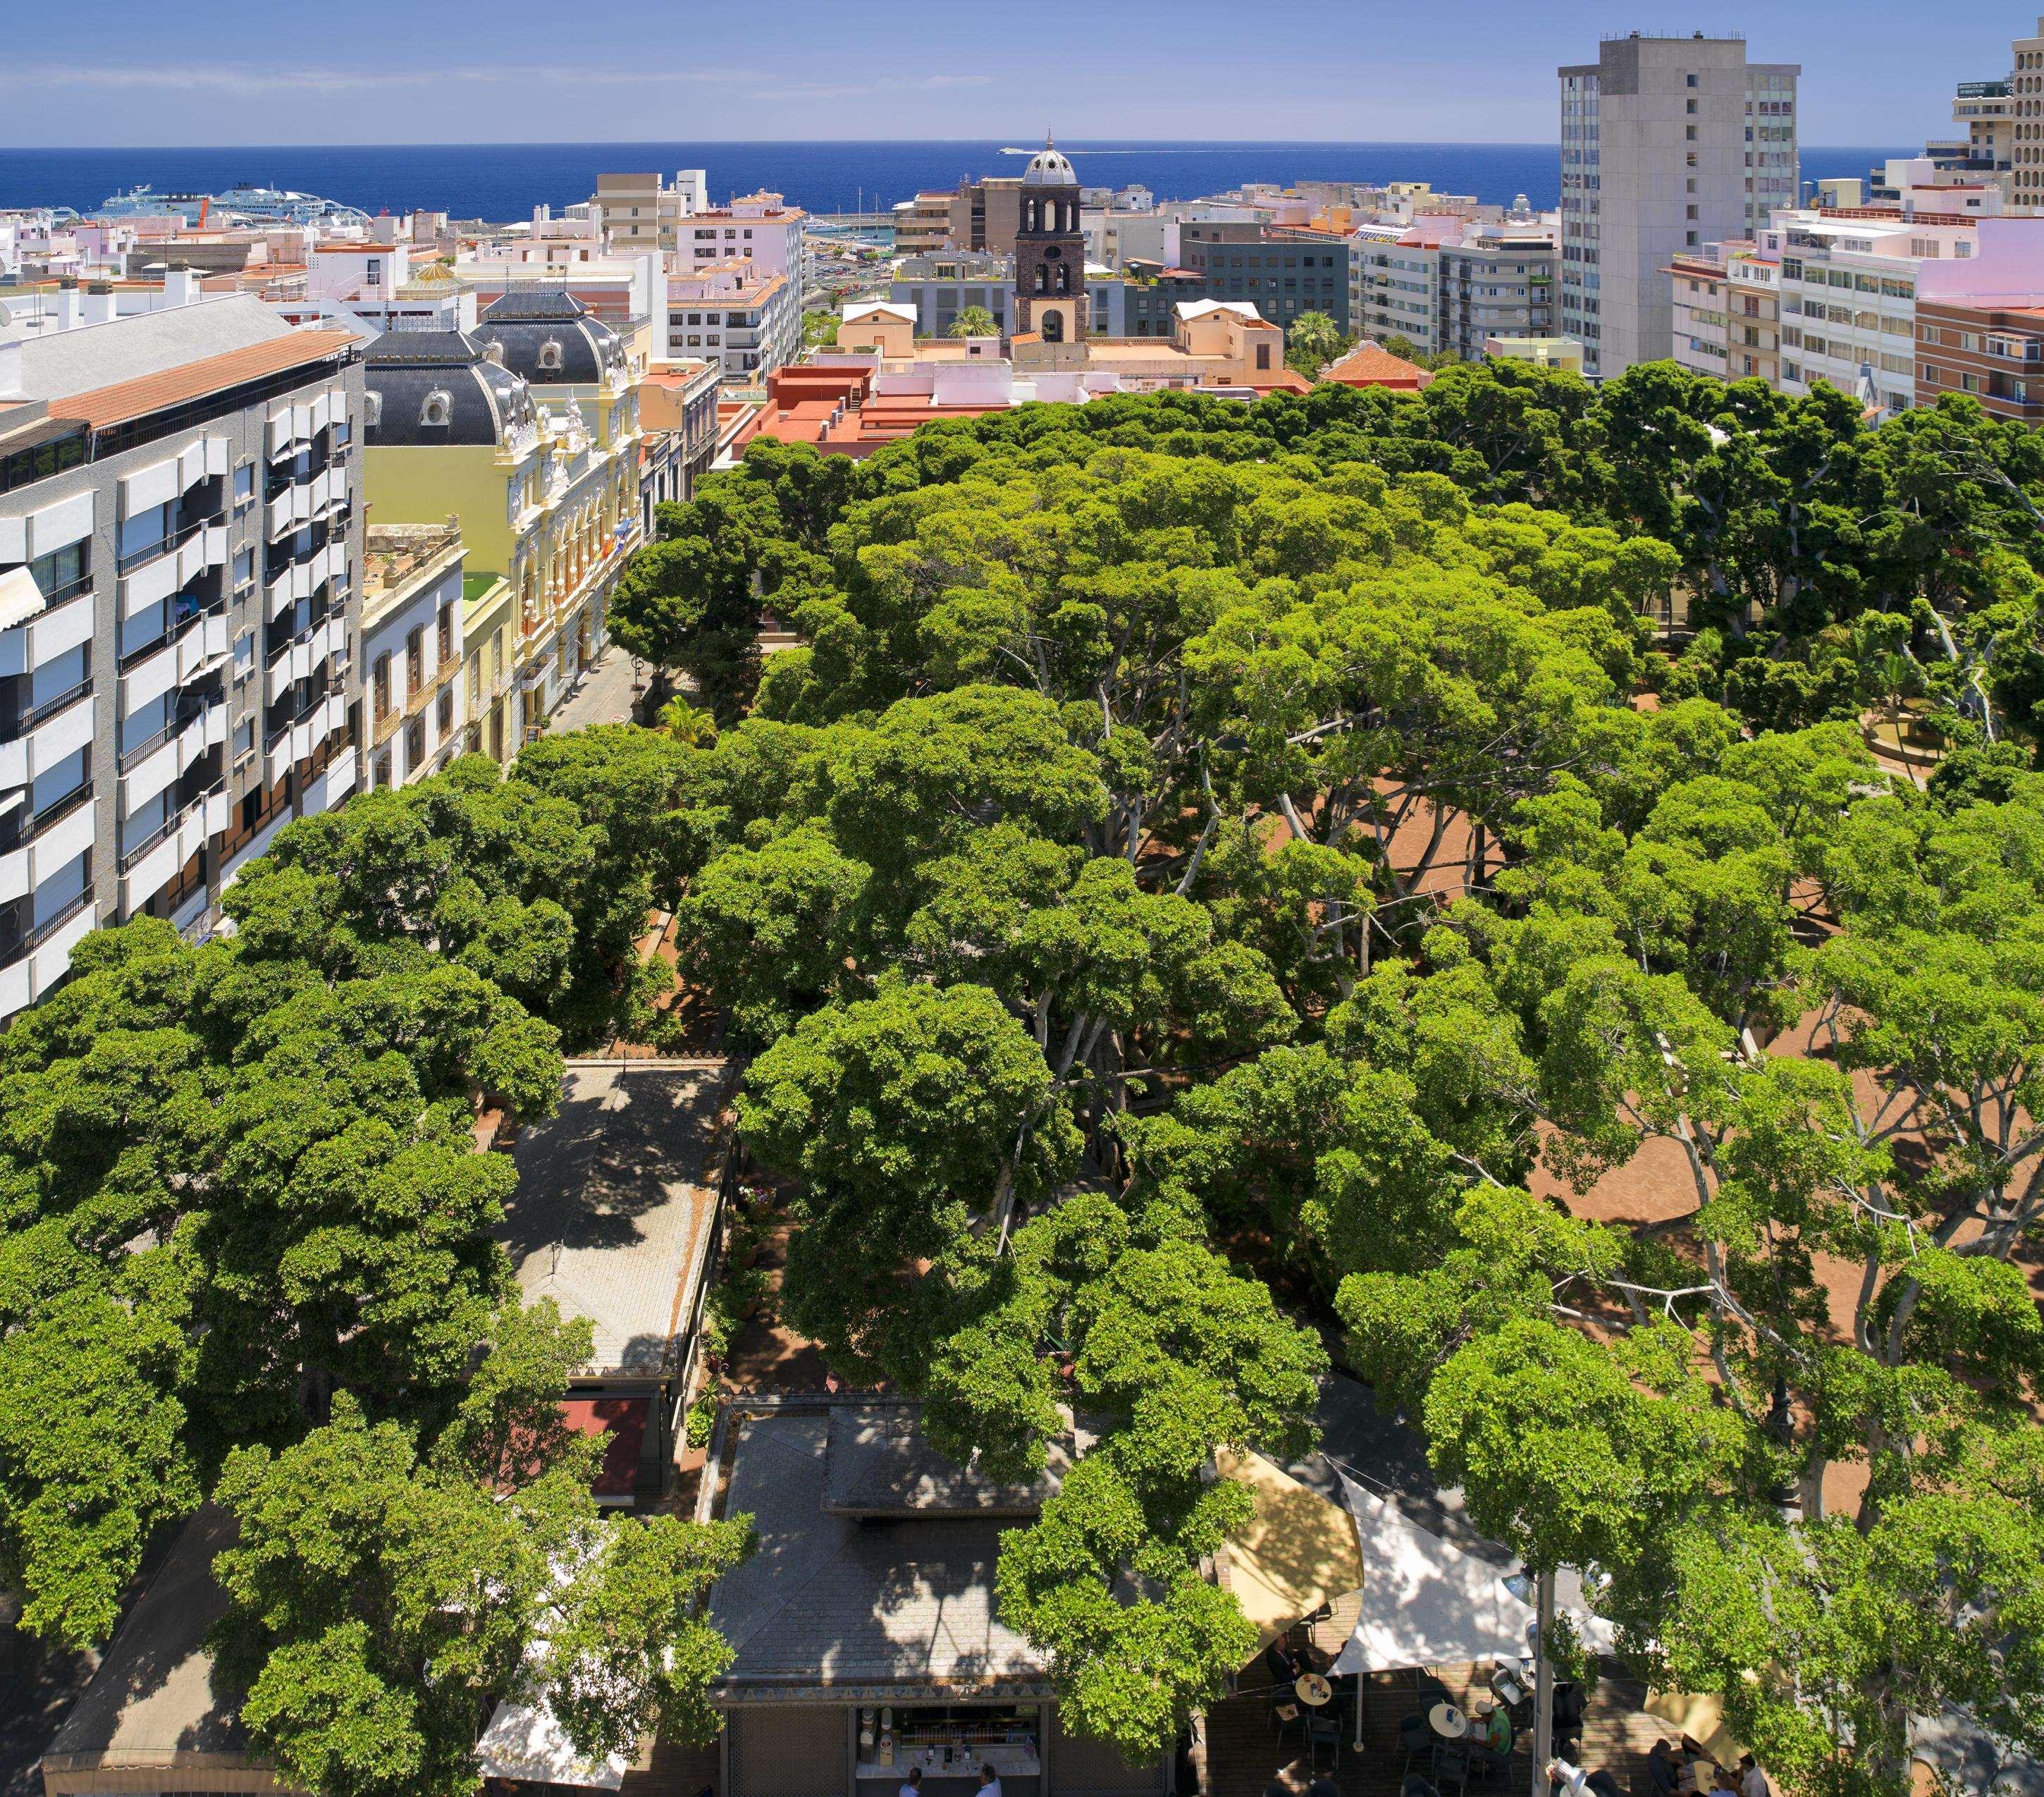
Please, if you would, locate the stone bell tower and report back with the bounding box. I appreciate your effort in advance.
[1011,133,1086,344]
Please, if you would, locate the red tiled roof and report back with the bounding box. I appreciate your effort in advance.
[63,329,359,430]
[1324,342,1434,392]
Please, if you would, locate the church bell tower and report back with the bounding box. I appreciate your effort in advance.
[1012,133,1086,344]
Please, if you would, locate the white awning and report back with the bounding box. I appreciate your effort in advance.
[0,565,46,634]
[475,1693,629,1791]
[1329,1475,1536,1679]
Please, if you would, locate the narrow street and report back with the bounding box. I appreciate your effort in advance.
[546,646,646,735]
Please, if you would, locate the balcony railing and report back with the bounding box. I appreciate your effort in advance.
[10,884,94,960]
[0,675,93,744]
[120,782,221,871]
[32,777,92,837]
[116,512,214,576]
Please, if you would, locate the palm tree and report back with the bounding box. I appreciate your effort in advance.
[657,696,718,748]
[949,306,999,339]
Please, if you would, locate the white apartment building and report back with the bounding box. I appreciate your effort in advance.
[360,523,464,792]
[1560,32,1799,377]
[1348,218,1559,361]
[679,191,808,290]
[0,292,364,1019]
[1767,211,2044,416]
[667,263,800,386]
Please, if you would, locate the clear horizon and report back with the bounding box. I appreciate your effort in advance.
[5,0,2025,148]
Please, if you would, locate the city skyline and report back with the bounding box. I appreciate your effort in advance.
[3,0,2029,147]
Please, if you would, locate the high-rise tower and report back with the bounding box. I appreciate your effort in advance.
[1011,135,1088,343]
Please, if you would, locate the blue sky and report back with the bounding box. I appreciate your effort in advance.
[4,0,2026,146]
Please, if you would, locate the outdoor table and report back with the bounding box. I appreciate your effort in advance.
[1428,1703,1469,1740]
[1295,1674,1334,1708]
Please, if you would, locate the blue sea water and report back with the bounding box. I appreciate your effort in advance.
[0,140,1918,223]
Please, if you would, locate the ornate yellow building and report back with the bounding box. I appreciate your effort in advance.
[361,290,642,753]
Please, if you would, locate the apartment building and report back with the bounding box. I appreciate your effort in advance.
[1342,215,1555,360]
[1916,298,2044,420]
[1560,32,1799,376]
[637,357,722,524]
[1177,221,1350,331]
[360,522,464,791]
[1671,240,1785,386]
[893,192,958,257]
[678,192,807,292]
[666,262,799,385]
[0,290,362,1019]
[591,170,708,255]
[1438,225,1560,355]
[2017,18,2044,211]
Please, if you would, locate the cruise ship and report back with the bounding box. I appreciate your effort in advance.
[96,182,371,228]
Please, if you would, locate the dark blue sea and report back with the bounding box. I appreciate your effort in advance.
[0,141,1918,222]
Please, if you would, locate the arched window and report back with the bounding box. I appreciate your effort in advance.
[538,338,563,372]
[364,391,383,427]
[1055,265,1069,295]
[1042,311,1064,344]
[421,389,452,428]
[1035,265,1048,294]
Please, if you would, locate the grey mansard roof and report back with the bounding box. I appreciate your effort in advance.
[472,288,625,386]
[363,328,536,448]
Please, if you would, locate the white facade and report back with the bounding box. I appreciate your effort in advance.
[667,263,800,386]
[0,293,364,1021]
[362,527,465,792]
[1560,33,1799,377]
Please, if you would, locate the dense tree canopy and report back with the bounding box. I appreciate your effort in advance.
[0,744,751,1796]
[616,367,2044,1786]
[14,356,2044,1797]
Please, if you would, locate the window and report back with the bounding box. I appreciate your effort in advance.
[374,652,391,718]
[436,687,454,737]
[406,625,425,696]
[420,391,451,428]
[436,605,453,666]
[234,717,254,761]
[233,546,255,590]
[364,391,383,427]
[233,630,254,680]
[405,716,425,768]
[233,462,255,509]
[538,339,563,372]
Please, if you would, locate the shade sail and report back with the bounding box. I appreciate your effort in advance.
[1644,1688,1745,1766]
[1218,1447,1365,1652]
[1329,1475,1536,1679]
[476,1693,629,1790]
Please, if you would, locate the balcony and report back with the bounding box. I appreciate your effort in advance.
[119,696,224,814]
[264,615,347,706]
[121,785,228,914]
[265,691,347,785]
[266,384,349,462]
[119,521,228,620]
[0,679,94,793]
[0,780,95,907]
[266,540,348,620]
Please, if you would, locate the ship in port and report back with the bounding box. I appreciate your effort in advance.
[95,182,372,228]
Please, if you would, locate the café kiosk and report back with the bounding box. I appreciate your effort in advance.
[704,1402,1171,1797]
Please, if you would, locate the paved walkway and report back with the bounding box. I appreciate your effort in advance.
[547,646,645,735]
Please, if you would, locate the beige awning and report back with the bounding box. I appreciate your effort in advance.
[1217,1448,1365,1653]
[1645,1688,1747,1765]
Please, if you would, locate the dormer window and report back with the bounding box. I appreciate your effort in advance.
[421,390,452,428]
[364,391,383,427]
[538,339,564,372]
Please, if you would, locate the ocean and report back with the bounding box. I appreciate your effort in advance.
[0,141,1918,223]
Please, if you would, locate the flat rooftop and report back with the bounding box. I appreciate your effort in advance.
[708,1404,1053,1698]
[499,1065,728,1381]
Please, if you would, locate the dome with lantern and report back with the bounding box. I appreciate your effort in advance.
[1021,134,1077,187]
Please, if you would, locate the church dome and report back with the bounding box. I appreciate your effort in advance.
[1021,137,1077,187]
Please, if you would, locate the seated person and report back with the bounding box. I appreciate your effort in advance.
[1547,1759,1624,1797]
[1478,1707,1514,1753]
[1708,1771,1740,1797]
[1267,1640,1301,1683]
[1646,1741,1680,1797]
[1739,1757,1769,1797]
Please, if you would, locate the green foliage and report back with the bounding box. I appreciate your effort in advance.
[949,306,999,339]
